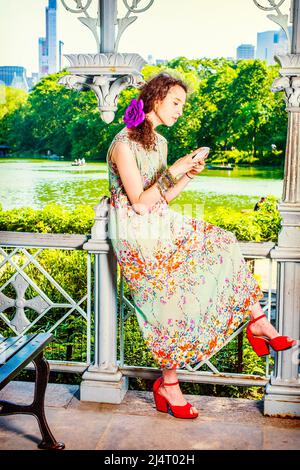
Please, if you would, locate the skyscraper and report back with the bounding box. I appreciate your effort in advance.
[236,44,255,60]
[39,38,48,76]
[256,27,292,65]
[39,0,57,77]
[46,0,57,74]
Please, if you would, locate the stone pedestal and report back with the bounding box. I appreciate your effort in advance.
[80,197,128,403]
[264,54,300,417]
[264,258,300,417]
[81,367,128,404]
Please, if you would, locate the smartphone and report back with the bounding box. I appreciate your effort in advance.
[192,147,210,163]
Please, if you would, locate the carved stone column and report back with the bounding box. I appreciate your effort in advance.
[81,196,128,403]
[58,53,146,124]
[59,0,155,123]
[265,53,300,417]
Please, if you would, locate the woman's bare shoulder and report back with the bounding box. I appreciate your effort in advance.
[113,128,131,143]
[110,138,134,165]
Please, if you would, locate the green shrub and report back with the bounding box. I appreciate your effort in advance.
[206,195,281,242]
[0,204,94,234]
[0,196,280,242]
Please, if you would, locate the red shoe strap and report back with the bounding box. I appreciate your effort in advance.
[163,381,179,386]
[250,314,266,324]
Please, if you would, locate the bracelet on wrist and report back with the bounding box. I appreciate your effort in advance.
[165,167,177,186]
[156,177,170,197]
[156,169,175,197]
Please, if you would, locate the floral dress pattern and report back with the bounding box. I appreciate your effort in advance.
[106,128,263,369]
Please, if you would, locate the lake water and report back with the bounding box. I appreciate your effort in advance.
[0,158,284,213]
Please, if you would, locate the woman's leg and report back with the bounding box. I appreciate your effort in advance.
[159,368,198,415]
[249,301,293,340]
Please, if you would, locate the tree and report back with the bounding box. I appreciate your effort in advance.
[0,59,288,165]
[224,61,282,160]
[0,86,27,120]
[0,86,28,146]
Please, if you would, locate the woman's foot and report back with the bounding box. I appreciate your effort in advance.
[249,314,293,342]
[157,380,198,416]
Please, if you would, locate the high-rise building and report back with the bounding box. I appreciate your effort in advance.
[39,0,57,77]
[0,66,29,92]
[46,0,57,74]
[27,73,39,90]
[256,27,292,65]
[236,44,255,60]
[59,41,64,71]
[39,37,48,77]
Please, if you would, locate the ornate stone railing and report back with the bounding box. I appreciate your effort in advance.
[0,232,91,373]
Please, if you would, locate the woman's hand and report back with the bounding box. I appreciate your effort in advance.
[186,160,206,178]
[168,147,205,178]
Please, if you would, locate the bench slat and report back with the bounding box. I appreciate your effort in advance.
[0,334,36,365]
[0,332,53,390]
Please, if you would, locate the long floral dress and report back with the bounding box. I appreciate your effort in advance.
[106,127,263,369]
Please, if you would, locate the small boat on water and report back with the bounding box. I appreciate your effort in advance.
[207,163,233,170]
[72,158,86,166]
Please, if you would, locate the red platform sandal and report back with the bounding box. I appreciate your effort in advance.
[246,314,296,357]
[153,377,198,419]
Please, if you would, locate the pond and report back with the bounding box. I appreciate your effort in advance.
[0,158,284,213]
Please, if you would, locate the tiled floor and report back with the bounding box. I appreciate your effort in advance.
[0,382,299,450]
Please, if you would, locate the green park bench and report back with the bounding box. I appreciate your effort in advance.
[0,332,65,450]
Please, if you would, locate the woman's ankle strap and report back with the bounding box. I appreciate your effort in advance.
[250,314,266,324]
[163,381,179,386]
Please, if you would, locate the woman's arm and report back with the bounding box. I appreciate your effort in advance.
[111,141,203,214]
[163,173,193,204]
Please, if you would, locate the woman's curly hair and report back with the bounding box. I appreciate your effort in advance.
[128,73,188,152]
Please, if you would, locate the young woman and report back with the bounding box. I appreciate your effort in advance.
[106,73,295,420]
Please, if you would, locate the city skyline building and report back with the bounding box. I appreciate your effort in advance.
[39,0,57,77]
[256,26,292,64]
[46,0,57,74]
[0,66,29,92]
[236,43,255,60]
[39,37,48,76]
[59,40,64,71]
[27,73,39,90]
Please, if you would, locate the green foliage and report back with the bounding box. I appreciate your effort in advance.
[205,195,281,242]
[0,204,94,234]
[0,195,280,242]
[0,86,28,120]
[253,195,282,241]
[207,208,261,241]
[0,59,287,165]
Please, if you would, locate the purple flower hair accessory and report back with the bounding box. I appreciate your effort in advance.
[123,99,145,128]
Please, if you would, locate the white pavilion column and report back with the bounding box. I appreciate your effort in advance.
[264,5,300,416]
[80,197,128,403]
[99,0,117,53]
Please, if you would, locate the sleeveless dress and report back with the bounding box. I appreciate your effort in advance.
[106,128,263,369]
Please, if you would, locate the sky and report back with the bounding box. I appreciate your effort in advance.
[0,0,292,76]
